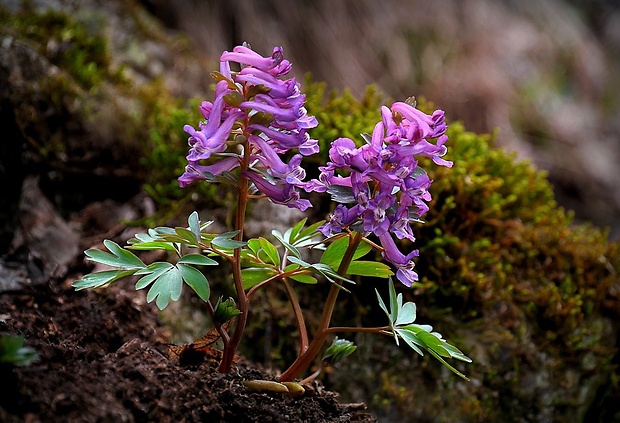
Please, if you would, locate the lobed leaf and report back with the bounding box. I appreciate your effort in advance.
[212,231,246,249]
[135,262,174,290]
[188,211,201,240]
[85,240,146,270]
[178,264,210,302]
[394,301,416,326]
[146,266,183,310]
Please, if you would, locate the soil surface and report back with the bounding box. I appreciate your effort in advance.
[0,194,375,423]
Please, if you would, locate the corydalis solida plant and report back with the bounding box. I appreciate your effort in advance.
[73,44,471,384]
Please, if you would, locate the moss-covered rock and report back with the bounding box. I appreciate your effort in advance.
[302,84,620,423]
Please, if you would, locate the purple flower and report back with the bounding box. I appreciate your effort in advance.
[220,45,292,76]
[379,233,419,287]
[302,97,452,286]
[318,204,364,236]
[179,157,240,188]
[362,192,394,237]
[244,170,311,211]
[249,135,306,185]
[179,44,318,200]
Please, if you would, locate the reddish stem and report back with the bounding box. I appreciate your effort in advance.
[279,231,363,382]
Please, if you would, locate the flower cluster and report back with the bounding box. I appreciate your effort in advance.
[304,101,452,287]
[179,45,318,211]
[74,44,470,386]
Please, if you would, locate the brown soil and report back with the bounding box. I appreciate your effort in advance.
[0,191,375,422]
[0,277,375,422]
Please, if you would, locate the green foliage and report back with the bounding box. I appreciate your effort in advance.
[74,211,219,310]
[0,8,112,89]
[413,122,620,348]
[322,338,357,365]
[302,80,619,356]
[320,236,393,278]
[376,278,471,379]
[0,334,37,366]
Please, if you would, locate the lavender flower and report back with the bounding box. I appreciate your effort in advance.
[179,44,318,212]
[305,101,452,286]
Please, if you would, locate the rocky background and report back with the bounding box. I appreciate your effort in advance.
[148,0,620,239]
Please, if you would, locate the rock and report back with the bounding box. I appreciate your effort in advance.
[11,176,80,279]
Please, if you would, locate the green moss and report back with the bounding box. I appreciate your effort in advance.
[297,82,619,421]
[0,8,113,89]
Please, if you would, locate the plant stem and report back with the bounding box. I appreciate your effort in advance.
[218,136,251,373]
[282,278,309,355]
[279,231,363,382]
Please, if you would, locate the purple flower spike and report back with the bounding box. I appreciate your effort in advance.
[179,157,240,188]
[379,233,419,287]
[244,170,312,211]
[220,45,292,76]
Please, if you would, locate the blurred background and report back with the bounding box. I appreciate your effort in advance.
[144,0,620,239]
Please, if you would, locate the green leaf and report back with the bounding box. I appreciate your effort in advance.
[135,262,174,290]
[322,337,357,365]
[103,240,146,268]
[327,185,356,203]
[288,273,318,284]
[376,287,390,322]
[188,211,201,240]
[241,267,278,290]
[178,254,218,266]
[210,71,238,89]
[223,91,245,107]
[85,241,145,270]
[202,170,239,186]
[288,257,354,286]
[178,264,210,302]
[212,231,246,249]
[272,230,301,259]
[395,328,425,355]
[352,240,373,260]
[175,227,198,244]
[284,264,317,284]
[258,237,280,265]
[128,232,178,252]
[426,348,470,381]
[288,218,308,243]
[320,236,374,270]
[146,266,183,310]
[213,297,241,323]
[73,269,137,290]
[320,236,348,268]
[127,241,178,252]
[0,334,37,366]
[395,301,416,326]
[154,226,176,235]
[441,343,472,362]
[247,239,261,256]
[346,261,393,278]
[388,278,399,324]
[297,220,325,243]
[416,331,451,358]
